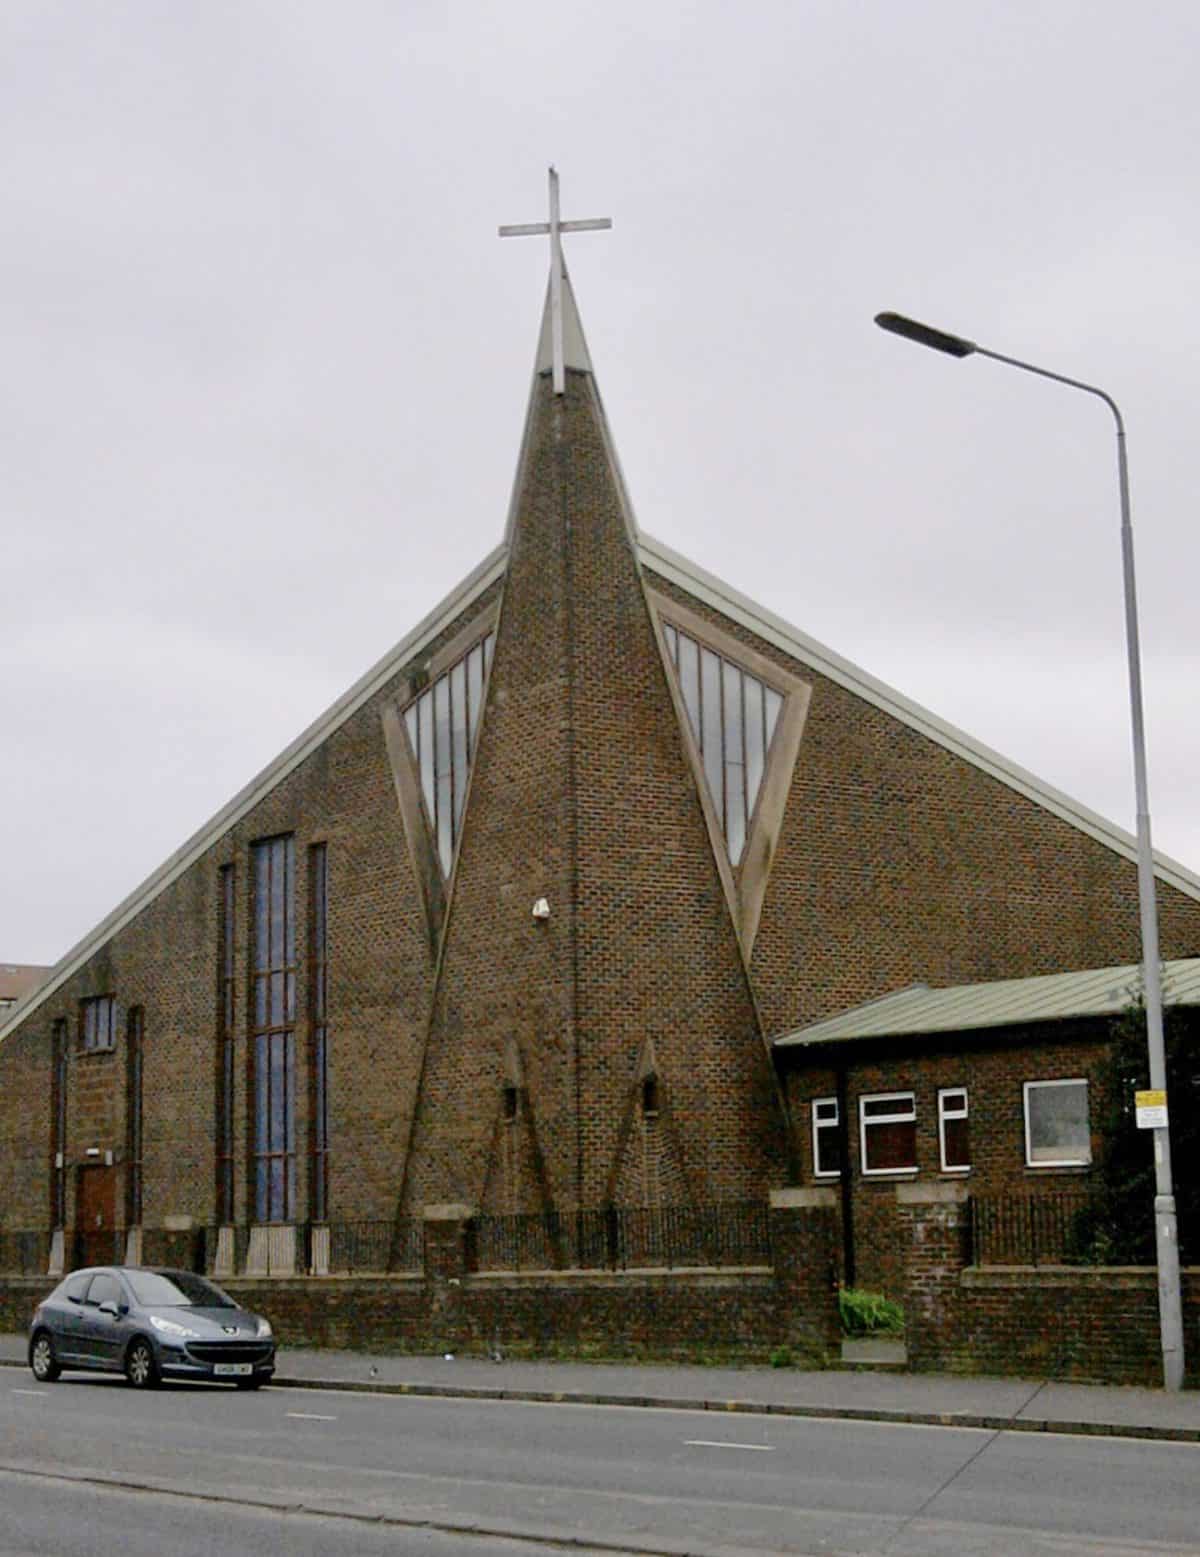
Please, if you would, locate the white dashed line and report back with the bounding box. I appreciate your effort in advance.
[286,1411,337,1421]
[684,1439,773,1451]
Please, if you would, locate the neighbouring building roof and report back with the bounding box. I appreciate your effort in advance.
[774,957,1200,1050]
[0,963,51,1012]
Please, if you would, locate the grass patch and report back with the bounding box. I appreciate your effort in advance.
[837,1287,904,1337]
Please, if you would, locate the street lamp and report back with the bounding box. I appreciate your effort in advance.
[875,310,1184,1391]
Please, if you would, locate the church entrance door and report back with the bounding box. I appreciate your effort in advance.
[74,1165,118,1269]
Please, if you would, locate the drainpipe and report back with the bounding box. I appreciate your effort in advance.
[836,1063,855,1288]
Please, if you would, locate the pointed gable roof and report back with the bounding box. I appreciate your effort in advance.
[5,262,1200,1045]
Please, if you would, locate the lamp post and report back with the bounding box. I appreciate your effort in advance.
[875,311,1184,1391]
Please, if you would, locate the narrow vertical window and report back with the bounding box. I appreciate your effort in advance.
[50,1020,68,1228]
[252,836,296,1223]
[811,1097,841,1178]
[309,843,329,1224]
[404,630,495,876]
[216,865,236,1223]
[660,620,784,866]
[938,1087,970,1173]
[126,1008,144,1225]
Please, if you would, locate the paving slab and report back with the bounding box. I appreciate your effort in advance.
[3,1332,1198,1440]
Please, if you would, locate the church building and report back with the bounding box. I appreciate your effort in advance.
[3,175,1199,1293]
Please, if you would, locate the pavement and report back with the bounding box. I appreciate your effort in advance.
[4,1332,1199,1443]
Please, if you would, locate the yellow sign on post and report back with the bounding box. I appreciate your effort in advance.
[1135,1089,1168,1130]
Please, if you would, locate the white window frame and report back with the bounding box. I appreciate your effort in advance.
[937,1087,970,1174]
[811,1097,840,1178]
[1023,1078,1091,1168]
[858,1091,917,1177]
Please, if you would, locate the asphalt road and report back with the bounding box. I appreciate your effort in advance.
[1,1373,1198,1556]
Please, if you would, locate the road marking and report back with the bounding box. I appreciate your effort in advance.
[286,1411,337,1421]
[11,1390,46,1397]
[684,1439,773,1451]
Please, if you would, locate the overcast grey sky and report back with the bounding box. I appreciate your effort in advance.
[4,2,1198,966]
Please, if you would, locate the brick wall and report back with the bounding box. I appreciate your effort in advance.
[2,1200,843,1366]
[783,1024,1118,1296]
[895,1183,1200,1385]
[953,1266,1200,1385]
[651,561,1200,1038]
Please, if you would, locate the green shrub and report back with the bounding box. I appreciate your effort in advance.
[769,1345,794,1368]
[838,1286,904,1336]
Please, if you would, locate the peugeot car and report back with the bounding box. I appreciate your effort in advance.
[28,1266,275,1389]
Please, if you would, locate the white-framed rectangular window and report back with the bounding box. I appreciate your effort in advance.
[811,1097,840,1178]
[937,1087,970,1172]
[859,1092,917,1175]
[1023,1078,1091,1167]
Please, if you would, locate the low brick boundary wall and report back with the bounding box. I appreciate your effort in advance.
[0,1268,838,1364]
[0,1278,53,1334]
[950,1266,1200,1386]
[0,1200,844,1366]
[223,1268,797,1359]
[895,1184,1200,1385]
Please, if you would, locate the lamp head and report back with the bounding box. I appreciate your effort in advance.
[875,311,976,359]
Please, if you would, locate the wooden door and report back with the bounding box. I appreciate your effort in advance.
[74,1166,118,1268]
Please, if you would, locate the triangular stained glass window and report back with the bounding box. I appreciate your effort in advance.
[661,621,782,866]
[403,632,495,876]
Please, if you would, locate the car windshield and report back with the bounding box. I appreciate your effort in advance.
[124,1271,237,1309]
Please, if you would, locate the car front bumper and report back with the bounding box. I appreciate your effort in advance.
[155,1339,276,1382]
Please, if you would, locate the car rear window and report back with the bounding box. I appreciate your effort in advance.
[124,1271,236,1308]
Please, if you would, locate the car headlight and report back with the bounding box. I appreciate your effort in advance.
[255,1318,273,1339]
[150,1315,198,1340]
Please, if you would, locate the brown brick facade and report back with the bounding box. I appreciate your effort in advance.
[2,296,1199,1379]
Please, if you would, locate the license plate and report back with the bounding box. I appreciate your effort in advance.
[213,1362,253,1377]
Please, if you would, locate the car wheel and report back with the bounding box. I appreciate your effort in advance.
[30,1331,61,1383]
[125,1338,159,1390]
[234,1375,265,1390]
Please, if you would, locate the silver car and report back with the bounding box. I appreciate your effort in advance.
[28,1266,275,1390]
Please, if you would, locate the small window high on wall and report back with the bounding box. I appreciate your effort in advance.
[1024,1079,1091,1167]
[81,996,116,1053]
[859,1092,917,1175]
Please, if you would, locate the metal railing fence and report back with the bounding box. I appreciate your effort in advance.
[970,1189,1156,1267]
[471,1202,772,1273]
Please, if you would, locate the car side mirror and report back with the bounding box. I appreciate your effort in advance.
[98,1300,120,1318]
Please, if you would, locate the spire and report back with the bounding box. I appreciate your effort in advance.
[533,267,594,382]
[499,166,611,393]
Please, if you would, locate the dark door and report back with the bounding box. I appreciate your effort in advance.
[75,1166,118,1269]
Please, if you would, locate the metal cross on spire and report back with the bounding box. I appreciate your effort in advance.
[499,167,612,394]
